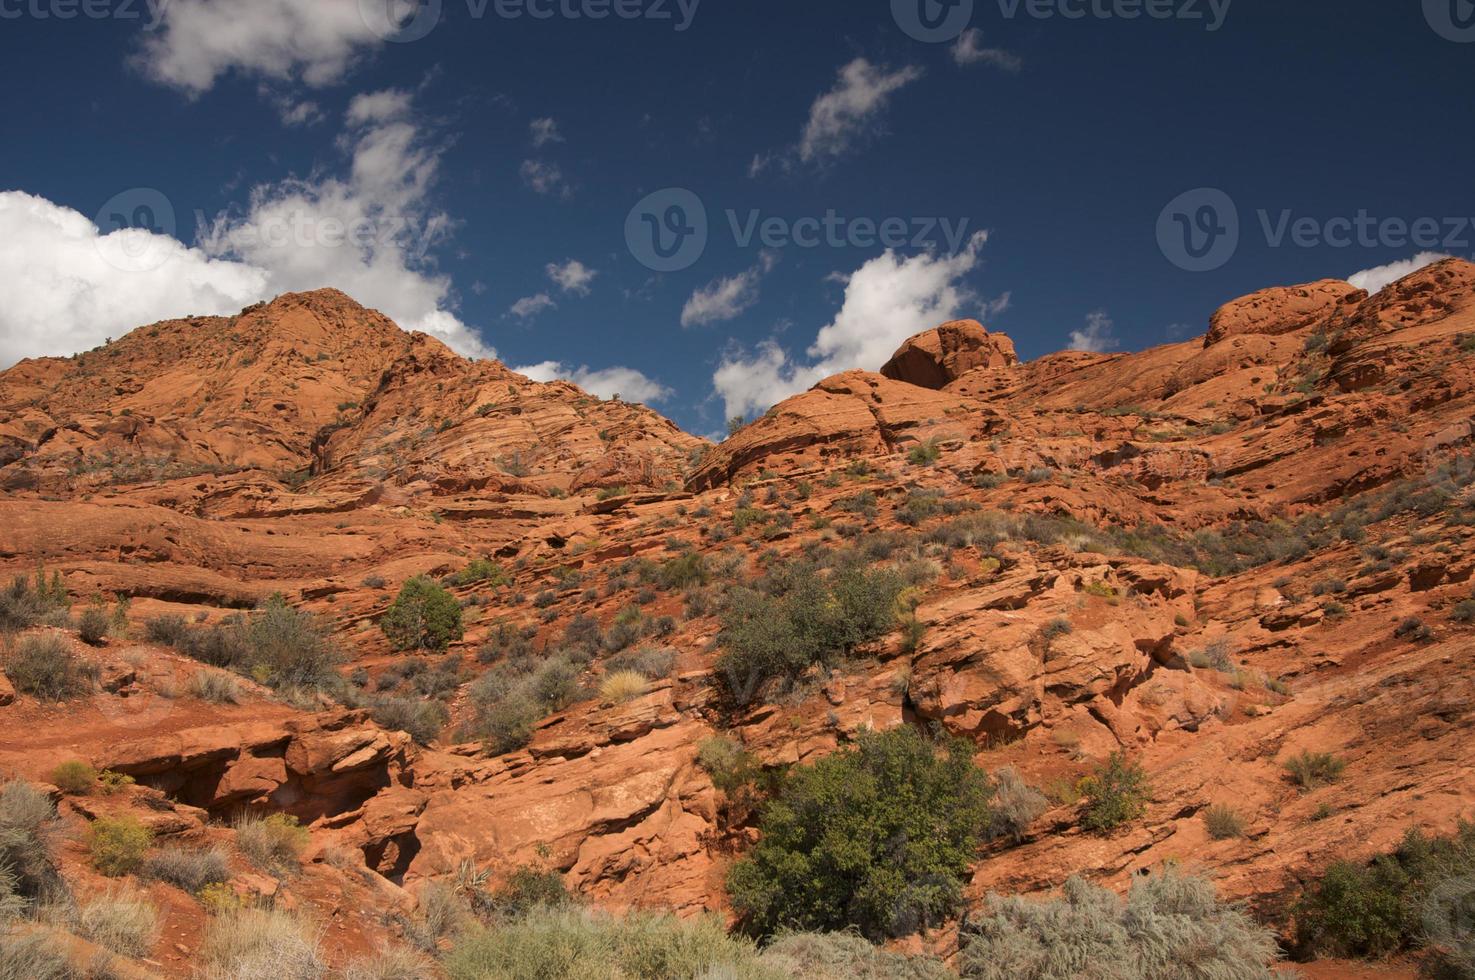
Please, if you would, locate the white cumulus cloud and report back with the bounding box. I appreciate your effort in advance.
[134,0,389,95]
[1068,310,1119,353]
[1347,252,1451,296]
[952,30,1023,71]
[546,259,597,295]
[681,254,776,328]
[514,361,673,404]
[712,233,990,420]
[0,90,491,366]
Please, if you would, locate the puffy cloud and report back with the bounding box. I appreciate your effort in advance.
[546,259,597,295]
[509,293,556,319]
[530,118,564,148]
[712,233,990,420]
[798,59,923,166]
[134,0,388,95]
[1347,252,1451,295]
[952,30,1023,71]
[0,191,267,366]
[514,361,673,404]
[1068,310,1119,353]
[197,89,490,358]
[0,90,491,366]
[681,254,776,328]
[520,160,572,199]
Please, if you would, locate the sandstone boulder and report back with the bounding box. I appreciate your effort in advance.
[881,320,1018,389]
[1204,280,1365,347]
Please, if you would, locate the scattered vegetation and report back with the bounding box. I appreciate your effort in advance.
[727,726,993,940]
[143,844,233,893]
[1284,750,1346,790]
[50,760,98,795]
[3,633,93,701]
[147,595,340,693]
[88,815,153,876]
[200,906,325,980]
[234,812,309,876]
[75,888,159,957]
[1078,752,1151,832]
[1295,820,1475,974]
[370,697,449,746]
[380,577,465,652]
[0,779,63,908]
[0,568,69,634]
[959,870,1282,979]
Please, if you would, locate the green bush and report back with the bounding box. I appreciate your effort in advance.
[50,760,98,795]
[1295,820,1475,968]
[960,870,1281,979]
[1284,750,1346,790]
[380,577,464,652]
[241,594,341,688]
[727,726,993,940]
[907,439,942,467]
[1452,599,1475,623]
[88,815,153,876]
[0,569,68,634]
[4,633,91,701]
[659,551,708,590]
[143,614,189,646]
[446,559,508,588]
[716,561,905,704]
[461,653,587,754]
[1079,752,1151,832]
[486,864,573,919]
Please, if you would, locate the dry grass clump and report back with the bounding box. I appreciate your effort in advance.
[598,669,649,702]
[75,888,159,957]
[200,906,326,980]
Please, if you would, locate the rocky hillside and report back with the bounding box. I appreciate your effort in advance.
[2,263,1473,977]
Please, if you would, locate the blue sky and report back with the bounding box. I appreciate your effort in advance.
[1,0,1472,437]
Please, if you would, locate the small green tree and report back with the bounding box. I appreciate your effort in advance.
[1079,752,1152,832]
[381,577,464,652]
[727,726,993,940]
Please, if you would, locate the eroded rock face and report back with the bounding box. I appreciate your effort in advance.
[881,320,1019,389]
[1204,279,1366,347]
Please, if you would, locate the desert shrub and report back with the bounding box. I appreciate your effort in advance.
[959,870,1281,979]
[0,569,69,634]
[200,907,326,980]
[607,646,676,680]
[760,930,954,979]
[659,552,708,591]
[76,888,159,957]
[344,945,437,980]
[234,812,309,875]
[443,907,777,980]
[1294,820,1475,968]
[908,439,943,467]
[988,767,1048,843]
[143,845,232,892]
[410,655,466,700]
[4,633,90,701]
[1204,803,1247,840]
[1394,616,1433,643]
[188,669,242,704]
[1452,599,1475,623]
[240,595,340,688]
[599,670,648,702]
[77,601,111,646]
[0,779,63,906]
[716,562,905,703]
[1187,639,1233,672]
[371,698,448,746]
[477,622,537,666]
[0,931,75,979]
[727,726,993,940]
[486,864,573,919]
[834,491,878,519]
[143,614,189,646]
[1284,750,1346,790]
[1078,752,1151,832]
[380,577,464,652]
[446,559,507,588]
[462,653,587,754]
[50,760,98,795]
[88,815,153,876]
